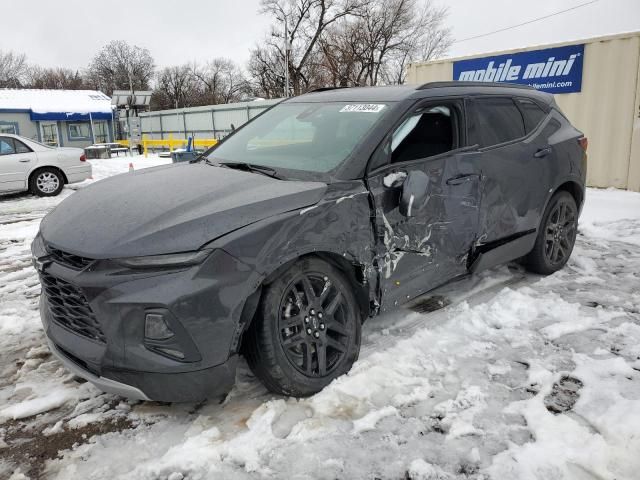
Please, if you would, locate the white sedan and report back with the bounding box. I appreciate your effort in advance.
[0,134,92,196]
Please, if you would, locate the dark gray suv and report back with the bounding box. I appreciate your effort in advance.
[32,82,587,402]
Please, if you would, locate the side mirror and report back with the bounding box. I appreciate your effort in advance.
[399,170,430,217]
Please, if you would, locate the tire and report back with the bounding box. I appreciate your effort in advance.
[245,257,361,396]
[523,191,578,275]
[30,168,64,197]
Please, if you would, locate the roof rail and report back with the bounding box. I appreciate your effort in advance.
[417,81,536,91]
[307,86,352,93]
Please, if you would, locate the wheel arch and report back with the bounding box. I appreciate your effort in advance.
[554,180,584,211]
[534,178,584,238]
[522,179,582,274]
[29,165,69,186]
[236,251,372,354]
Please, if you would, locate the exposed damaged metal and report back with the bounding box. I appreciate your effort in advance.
[32,82,587,401]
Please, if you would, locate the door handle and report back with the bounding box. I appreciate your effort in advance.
[19,159,31,163]
[534,147,552,158]
[446,173,480,186]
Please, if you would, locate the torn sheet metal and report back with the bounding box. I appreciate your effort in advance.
[367,151,482,310]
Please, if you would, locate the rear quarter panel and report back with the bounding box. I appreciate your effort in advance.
[33,148,91,184]
[543,108,587,210]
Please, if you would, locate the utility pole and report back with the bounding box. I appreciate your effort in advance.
[89,111,95,144]
[127,70,134,156]
[175,99,181,139]
[284,17,290,98]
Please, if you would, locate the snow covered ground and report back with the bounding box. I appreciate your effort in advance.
[1,156,639,480]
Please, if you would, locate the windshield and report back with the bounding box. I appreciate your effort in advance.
[207,102,389,174]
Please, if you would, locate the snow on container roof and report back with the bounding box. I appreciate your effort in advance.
[0,89,112,116]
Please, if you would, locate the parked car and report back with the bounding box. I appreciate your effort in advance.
[32,82,587,402]
[0,134,91,196]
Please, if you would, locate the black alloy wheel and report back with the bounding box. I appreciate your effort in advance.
[278,272,351,377]
[524,190,578,274]
[245,257,361,396]
[544,197,577,267]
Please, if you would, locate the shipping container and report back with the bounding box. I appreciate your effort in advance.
[408,31,640,191]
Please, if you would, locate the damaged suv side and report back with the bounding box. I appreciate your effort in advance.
[33,82,587,401]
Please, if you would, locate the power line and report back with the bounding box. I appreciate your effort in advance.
[454,0,600,44]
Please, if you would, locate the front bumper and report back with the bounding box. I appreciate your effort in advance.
[46,337,150,400]
[35,245,256,402]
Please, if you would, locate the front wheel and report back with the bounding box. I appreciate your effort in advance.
[245,257,361,396]
[524,191,578,275]
[30,168,64,197]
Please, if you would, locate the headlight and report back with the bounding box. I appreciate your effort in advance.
[31,232,45,258]
[113,249,213,269]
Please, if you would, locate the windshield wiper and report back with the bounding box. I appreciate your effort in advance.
[218,162,284,180]
[191,154,213,165]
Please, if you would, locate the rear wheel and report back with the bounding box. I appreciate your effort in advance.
[30,168,64,197]
[524,191,578,274]
[245,257,361,396]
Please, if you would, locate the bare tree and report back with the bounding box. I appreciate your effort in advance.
[26,66,86,90]
[320,0,452,87]
[380,0,452,84]
[0,50,28,88]
[192,58,249,104]
[152,65,199,110]
[248,46,288,98]
[249,0,451,95]
[86,40,154,95]
[253,0,365,96]
[317,18,369,86]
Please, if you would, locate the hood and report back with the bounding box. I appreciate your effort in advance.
[41,162,326,258]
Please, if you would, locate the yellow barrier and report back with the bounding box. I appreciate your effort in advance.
[141,135,218,157]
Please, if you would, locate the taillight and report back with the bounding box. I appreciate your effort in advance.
[80,154,86,162]
[578,137,588,152]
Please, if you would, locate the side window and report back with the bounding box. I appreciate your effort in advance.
[68,123,90,139]
[14,139,31,153]
[0,138,16,156]
[391,105,456,164]
[95,122,109,143]
[473,97,525,148]
[517,98,547,133]
[0,124,17,134]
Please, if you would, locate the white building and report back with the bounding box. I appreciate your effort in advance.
[0,89,114,148]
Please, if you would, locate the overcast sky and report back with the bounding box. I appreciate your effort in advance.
[3,0,639,71]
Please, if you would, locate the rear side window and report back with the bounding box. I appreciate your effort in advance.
[517,98,547,133]
[472,97,525,148]
[14,139,31,153]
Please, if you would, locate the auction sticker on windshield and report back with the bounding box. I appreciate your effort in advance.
[340,104,386,113]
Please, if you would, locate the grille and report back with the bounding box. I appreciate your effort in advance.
[46,246,94,270]
[40,272,105,343]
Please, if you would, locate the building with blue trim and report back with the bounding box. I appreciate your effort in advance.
[0,89,113,148]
